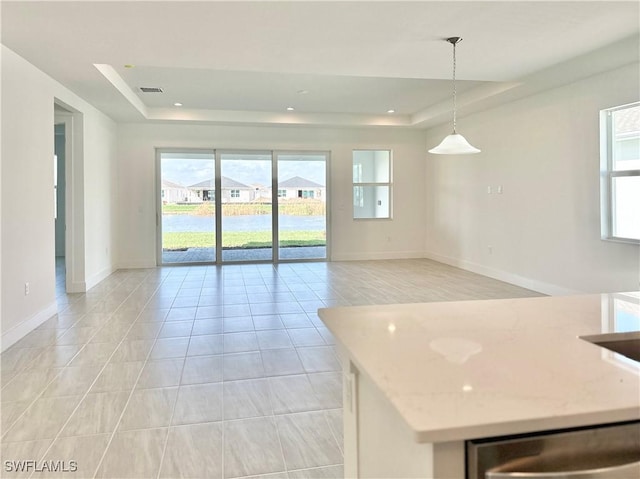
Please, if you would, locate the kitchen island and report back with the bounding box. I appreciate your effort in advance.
[318,293,640,478]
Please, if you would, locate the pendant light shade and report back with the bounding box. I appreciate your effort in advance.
[428,133,480,155]
[428,37,480,155]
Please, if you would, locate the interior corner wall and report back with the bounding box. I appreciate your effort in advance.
[115,123,426,268]
[424,62,640,295]
[1,45,117,350]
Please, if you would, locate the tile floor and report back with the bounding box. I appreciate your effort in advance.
[1,259,542,478]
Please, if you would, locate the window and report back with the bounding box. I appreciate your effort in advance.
[278,189,287,198]
[230,189,240,198]
[601,103,640,242]
[352,150,391,219]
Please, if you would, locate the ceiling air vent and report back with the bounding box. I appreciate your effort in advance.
[139,87,163,93]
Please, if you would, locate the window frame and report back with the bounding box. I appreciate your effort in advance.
[600,102,640,244]
[352,149,392,220]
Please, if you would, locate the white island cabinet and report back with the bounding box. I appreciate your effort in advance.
[318,293,640,478]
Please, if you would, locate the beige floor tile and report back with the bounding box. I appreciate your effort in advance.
[276,411,343,470]
[268,375,322,414]
[0,400,30,433]
[118,387,178,431]
[224,332,259,353]
[136,309,169,323]
[2,395,81,442]
[224,417,285,478]
[181,355,223,385]
[149,337,189,359]
[223,378,272,420]
[55,326,98,346]
[191,319,224,336]
[159,422,223,478]
[280,314,313,329]
[90,361,144,393]
[256,330,293,350]
[187,334,224,356]
[110,339,155,362]
[60,391,130,437]
[41,365,101,398]
[136,358,184,389]
[296,347,340,373]
[166,307,197,321]
[158,321,193,338]
[287,328,325,347]
[0,439,53,478]
[1,347,45,373]
[223,352,265,381]
[172,382,223,425]
[288,465,344,479]
[223,317,255,333]
[324,409,343,451]
[40,433,110,478]
[68,342,118,367]
[307,372,342,409]
[125,321,163,340]
[1,368,61,403]
[95,428,167,478]
[26,345,81,370]
[261,349,305,377]
[252,315,285,331]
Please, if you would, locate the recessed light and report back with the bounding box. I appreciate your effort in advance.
[297,89,309,95]
[124,64,135,69]
[174,102,183,107]
[286,107,295,111]
[387,109,395,114]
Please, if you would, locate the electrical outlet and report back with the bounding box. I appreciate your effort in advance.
[487,186,492,194]
[24,282,30,295]
[497,185,503,194]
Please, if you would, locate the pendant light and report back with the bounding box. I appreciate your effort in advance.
[428,37,480,155]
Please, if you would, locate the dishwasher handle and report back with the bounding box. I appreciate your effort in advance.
[487,459,640,478]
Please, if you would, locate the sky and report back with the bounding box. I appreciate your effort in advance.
[161,156,326,187]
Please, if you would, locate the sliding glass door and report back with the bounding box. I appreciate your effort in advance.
[159,151,216,264]
[276,153,328,260]
[219,151,273,262]
[158,149,328,265]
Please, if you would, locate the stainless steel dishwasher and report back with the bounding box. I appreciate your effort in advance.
[467,420,640,478]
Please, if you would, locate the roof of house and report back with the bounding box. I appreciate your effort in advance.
[189,176,251,189]
[278,176,324,188]
[161,179,186,188]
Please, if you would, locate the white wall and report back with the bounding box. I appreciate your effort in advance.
[116,123,426,267]
[425,62,640,295]
[1,46,117,350]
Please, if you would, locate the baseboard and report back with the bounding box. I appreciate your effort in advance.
[331,250,426,262]
[424,251,583,296]
[115,259,157,270]
[1,301,58,352]
[86,266,113,291]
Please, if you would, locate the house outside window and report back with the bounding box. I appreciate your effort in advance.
[231,189,240,198]
[352,150,392,219]
[601,102,640,242]
[278,189,287,198]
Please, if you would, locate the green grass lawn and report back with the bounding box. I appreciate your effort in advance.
[163,230,326,250]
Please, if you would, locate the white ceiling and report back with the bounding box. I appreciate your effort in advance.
[2,1,639,128]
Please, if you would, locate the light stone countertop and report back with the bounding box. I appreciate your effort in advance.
[318,293,640,443]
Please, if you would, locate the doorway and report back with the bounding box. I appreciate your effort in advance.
[54,122,66,297]
[157,149,329,265]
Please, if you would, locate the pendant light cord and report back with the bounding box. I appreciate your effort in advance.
[452,40,457,134]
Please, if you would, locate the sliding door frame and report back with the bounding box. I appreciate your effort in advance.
[157,148,331,266]
[274,150,331,263]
